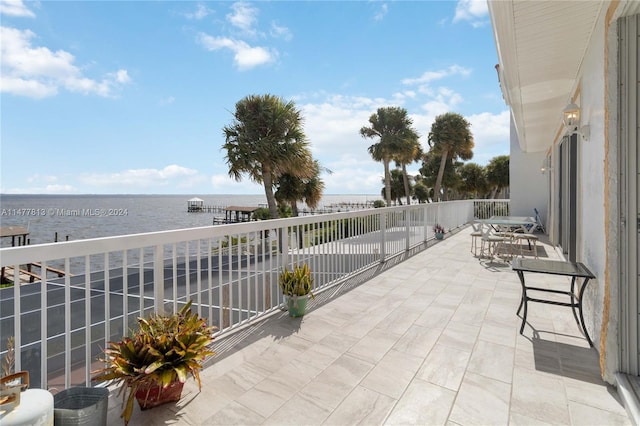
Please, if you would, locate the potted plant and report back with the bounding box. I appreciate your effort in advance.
[0,336,21,411]
[433,224,445,240]
[279,263,314,317]
[92,301,216,425]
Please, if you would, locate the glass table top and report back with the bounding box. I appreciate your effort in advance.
[512,258,595,278]
[477,216,536,226]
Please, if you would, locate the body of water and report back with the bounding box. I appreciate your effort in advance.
[0,194,380,247]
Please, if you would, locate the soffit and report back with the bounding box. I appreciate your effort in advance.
[489,0,605,153]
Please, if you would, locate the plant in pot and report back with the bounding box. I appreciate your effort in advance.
[279,263,314,317]
[0,336,22,412]
[92,301,216,425]
[433,224,445,240]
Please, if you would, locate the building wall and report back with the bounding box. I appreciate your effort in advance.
[509,117,548,223]
[573,8,613,379]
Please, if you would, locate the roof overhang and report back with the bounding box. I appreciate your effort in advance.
[488,0,606,153]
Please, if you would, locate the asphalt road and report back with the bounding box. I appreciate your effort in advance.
[0,251,371,387]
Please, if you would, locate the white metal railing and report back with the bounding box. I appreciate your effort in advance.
[0,200,503,390]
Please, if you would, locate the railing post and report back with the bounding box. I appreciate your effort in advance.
[154,244,164,315]
[280,225,290,265]
[405,209,410,252]
[264,277,271,310]
[222,285,230,329]
[13,263,21,373]
[379,210,386,262]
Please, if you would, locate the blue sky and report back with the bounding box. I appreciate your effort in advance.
[0,0,508,195]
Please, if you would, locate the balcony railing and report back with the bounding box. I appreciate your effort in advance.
[0,199,508,390]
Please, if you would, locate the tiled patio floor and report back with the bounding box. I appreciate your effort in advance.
[108,227,631,425]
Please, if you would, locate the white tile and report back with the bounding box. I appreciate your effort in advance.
[324,386,396,425]
[449,372,511,425]
[361,349,424,399]
[416,343,471,391]
[466,340,515,383]
[385,379,456,425]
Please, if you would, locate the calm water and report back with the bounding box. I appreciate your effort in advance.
[0,194,379,247]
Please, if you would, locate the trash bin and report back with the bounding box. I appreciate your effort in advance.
[53,387,109,426]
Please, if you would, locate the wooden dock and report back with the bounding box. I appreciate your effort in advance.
[188,204,227,213]
[1,263,72,286]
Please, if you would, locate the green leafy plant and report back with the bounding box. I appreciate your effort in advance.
[92,301,216,425]
[279,263,314,298]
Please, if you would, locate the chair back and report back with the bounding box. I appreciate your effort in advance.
[533,208,546,233]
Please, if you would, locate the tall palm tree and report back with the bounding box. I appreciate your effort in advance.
[223,94,311,218]
[360,107,419,207]
[427,112,474,202]
[394,135,422,205]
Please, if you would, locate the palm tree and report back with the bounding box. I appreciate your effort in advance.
[412,181,430,203]
[419,151,461,201]
[393,134,422,205]
[427,112,474,201]
[459,162,489,199]
[275,159,327,216]
[486,155,510,198]
[380,168,407,205]
[223,94,312,219]
[360,107,419,207]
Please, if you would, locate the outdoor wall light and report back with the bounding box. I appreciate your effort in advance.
[540,157,553,174]
[562,102,590,141]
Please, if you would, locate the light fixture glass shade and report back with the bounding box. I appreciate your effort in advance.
[563,102,580,128]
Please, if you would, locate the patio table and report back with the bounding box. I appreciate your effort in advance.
[477,216,536,232]
[512,258,596,346]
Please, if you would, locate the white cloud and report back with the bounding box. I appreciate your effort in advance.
[2,181,77,194]
[0,0,35,18]
[270,22,292,41]
[453,0,489,28]
[298,94,406,194]
[184,2,212,20]
[425,87,463,112]
[27,174,58,184]
[0,26,131,99]
[197,3,287,70]
[466,110,510,163]
[294,76,508,194]
[374,3,388,22]
[227,2,258,35]
[80,165,202,188]
[402,65,471,85]
[399,65,470,128]
[198,33,275,70]
[43,184,76,193]
[210,174,263,194]
[160,96,175,106]
[2,174,74,194]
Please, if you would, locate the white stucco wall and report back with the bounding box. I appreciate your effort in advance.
[509,117,548,223]
[574,8,611,379]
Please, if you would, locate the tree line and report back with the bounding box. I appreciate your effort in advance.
[222,94,509,219]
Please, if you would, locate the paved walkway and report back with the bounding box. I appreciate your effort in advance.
[108,227,631,425]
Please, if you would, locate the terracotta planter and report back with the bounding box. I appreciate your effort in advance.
[135,380,184,410]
